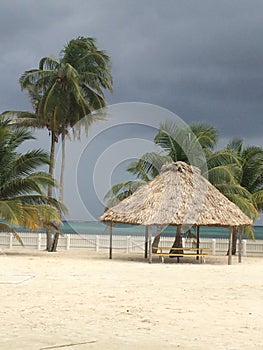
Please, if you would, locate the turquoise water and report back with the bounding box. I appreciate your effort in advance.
[7,221,263,239]
[58,221,263,240]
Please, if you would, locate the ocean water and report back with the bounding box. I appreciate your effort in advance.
[59,221,263,240]
[7,221,263,239]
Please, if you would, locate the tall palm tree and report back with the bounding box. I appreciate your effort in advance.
[0,119,64,242]
[4,37,113,251]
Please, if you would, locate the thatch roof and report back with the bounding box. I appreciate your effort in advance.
[101,161,252,227]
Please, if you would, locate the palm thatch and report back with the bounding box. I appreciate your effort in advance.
[101,161,252,227]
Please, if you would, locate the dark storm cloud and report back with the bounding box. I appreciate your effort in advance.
[1,0,263,141]
[105,0,263,139]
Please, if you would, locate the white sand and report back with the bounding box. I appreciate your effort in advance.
[0,248,262,350]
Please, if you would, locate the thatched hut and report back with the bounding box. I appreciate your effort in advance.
[100,162,252,264]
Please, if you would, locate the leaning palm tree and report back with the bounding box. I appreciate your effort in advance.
[105,122,220,209]
[0,119,64,242]
[4,37,113,251]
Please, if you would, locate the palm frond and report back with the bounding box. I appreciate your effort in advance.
[104,180,145,209]
[127,152,171,181]
[252,190,263,210]
[0,223,24,246]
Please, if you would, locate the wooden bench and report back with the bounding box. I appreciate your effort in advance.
[152,247,212,263]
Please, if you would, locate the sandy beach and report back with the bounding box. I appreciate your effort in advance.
[0,249,262,350]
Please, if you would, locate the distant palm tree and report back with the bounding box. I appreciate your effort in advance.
[0,119,63,243]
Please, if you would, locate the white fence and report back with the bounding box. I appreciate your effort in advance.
[1,232,263,256]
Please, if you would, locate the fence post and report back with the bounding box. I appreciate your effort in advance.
[211,239,216,255]
[37,233,41,250]
[66,234,70,250]
[126,236,131,253]
[182,237,186,248]
[96,235,99,252]
[242,239,247,256]
[9,232,13,249]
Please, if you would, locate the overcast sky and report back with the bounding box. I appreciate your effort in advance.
[1,0,263,221]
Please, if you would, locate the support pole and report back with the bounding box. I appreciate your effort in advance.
[148,226,152,264]
[242,239,247,257]
[228,226,233,265]
[144,226,148,259]
[109,223,113,259]
[196,226,200,260]
[238,227,243,263]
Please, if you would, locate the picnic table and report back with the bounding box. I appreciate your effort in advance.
[152,246,212,263]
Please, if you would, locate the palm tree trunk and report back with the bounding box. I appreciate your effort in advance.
[51,129,66,252]
[170,225,183,254]
[59,128,66,204]
[152,225,163,253]
[227,226,238,255]
[46,131,56,251]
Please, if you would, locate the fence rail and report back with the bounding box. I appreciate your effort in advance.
[1,232,263,256]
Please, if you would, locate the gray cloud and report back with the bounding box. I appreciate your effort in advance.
[1,0,263,219]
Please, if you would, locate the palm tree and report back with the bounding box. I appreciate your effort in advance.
[226,139,263,208]
[154,121,218,165]
[4,37,113,251]
[154,122,258,252]
[105,122,218,202]
[104,122,218,250]
[105,122,220,208]
[105,121,257,253]
[224,139,263,253]
[0,119,64,243]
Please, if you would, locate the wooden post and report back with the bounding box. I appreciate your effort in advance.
[9,232,13,249]
[37,233,41,250]
[242,239,247,257]
[228,226,233,265]
[144,226,148,259]
[212,239,216,255]
[109,223,113,259]
[196,226,200,260]
[238,227,243,263]
[66,234,70,250]
[148,226,152,264]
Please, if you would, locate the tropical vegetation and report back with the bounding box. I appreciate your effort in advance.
[0,119,63,243]
[3,36,113,251]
